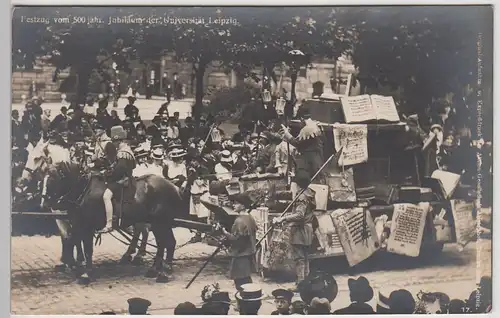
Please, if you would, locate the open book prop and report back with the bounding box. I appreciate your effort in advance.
[331,208,379,266]
[422,170,461,201]
[450,200,476,249]
[387,203,430,257]
[340,94,400,124]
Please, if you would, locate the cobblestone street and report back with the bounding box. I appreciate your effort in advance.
[11,225,492,315]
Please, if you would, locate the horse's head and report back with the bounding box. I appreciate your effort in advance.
[18,143,51,186]
[18,142,71,186]
[40,162,81,210]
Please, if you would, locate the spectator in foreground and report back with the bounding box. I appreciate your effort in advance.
[333,276,374,314]
[235,283,265,315]
[448,299,467,314]
[174,302,198,315]
[307,297,331,314]
[290,300,307,315]
[388,289,416,314]
[127,297,151,315]
[200,283,231,315]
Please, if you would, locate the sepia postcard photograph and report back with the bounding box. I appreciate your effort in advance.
[10,4,493,315]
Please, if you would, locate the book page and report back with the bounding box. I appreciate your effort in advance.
[370,95,400,122]
[387,203,429,257]
[450,200,476,248]
[315,212,344,256]
[333,124,369,165]
[431,170,461,199]
[332,207,379,266]
[340,95,376,123]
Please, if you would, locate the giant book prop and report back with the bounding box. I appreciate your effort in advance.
[333,124,369,165]
[387,203,430,257]
[431,170,461,200]
[331,208,379,266]
[340,94,400,124]
[450,200,476,249]
[315,212,344,257]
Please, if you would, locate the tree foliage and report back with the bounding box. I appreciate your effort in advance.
[344,6,491,131]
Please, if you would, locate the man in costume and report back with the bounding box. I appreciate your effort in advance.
[273,168,315,289]
[100,125,136,233]
[280,107,325,183]
[220,194,258,290]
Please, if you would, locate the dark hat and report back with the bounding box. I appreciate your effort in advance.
[235,283,266,301]
[388,289,415,314]
[127,96,137,102]
[99,311,116,315]
[291,300,307,314]
[298,271,338,305]
[230,193,254,209]
[272,288,294,301]
[294,168,311,189]
[127,297,151,315]
[60,106,68,112]
[174,302,198,315]
[348,276,373,303]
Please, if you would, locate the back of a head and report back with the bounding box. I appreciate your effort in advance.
[200,302,229,315]
[389,289,415,314]
[174,302,198,315]
[238,300,262,315]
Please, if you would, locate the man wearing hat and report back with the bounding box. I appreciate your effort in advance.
[220,193,258,290]
[99,125,136,233]
[124,96,139,119]
[235,283,265,315]
[273,168,315,289]
[127,297,151,315]
[271,289,294,315]
[280,107,326,184]
[92,122,112,167]
[332,276,374,314]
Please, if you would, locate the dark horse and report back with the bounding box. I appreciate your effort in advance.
[42,161,183,283]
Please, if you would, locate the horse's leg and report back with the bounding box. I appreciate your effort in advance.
[154,228,169,283]
[164,226,176,275]
[137,224,149,256]
[145,225,164,280]
[55,219,76,272]
[120,226,138,264]
[78,232,94,285]
[132,223,148,265]
[75,239,85,265]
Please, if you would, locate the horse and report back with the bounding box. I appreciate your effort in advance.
[16,140,86,272]
[16,141,150,270]
[42,161,183,283]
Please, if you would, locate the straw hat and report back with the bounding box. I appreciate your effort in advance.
[169,148,187,159]
[220,150,232,163]
[151,148,164,160]
[235,284,266,301]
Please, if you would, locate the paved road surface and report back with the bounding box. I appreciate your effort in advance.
[11,227,491,315]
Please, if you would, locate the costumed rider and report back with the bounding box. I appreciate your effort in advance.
[280,107,325,184]
[100,125,136,233]
[272,168,315,290]
[163,147,188,192]
[92,122,111,169]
